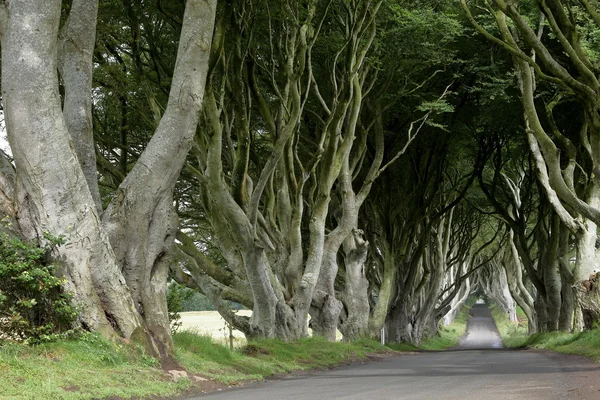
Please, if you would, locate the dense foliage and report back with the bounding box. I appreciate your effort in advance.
[0,231,77,343]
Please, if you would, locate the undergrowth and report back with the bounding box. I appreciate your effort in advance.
[0,230,78,344]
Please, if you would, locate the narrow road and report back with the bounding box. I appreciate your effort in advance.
[190,305,600,400]
[459,303,504,349]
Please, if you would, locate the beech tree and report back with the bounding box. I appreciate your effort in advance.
[0,0,216,358]
[462,0,600,329]
[5,0,595,350]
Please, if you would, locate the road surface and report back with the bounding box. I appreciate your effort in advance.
[459,303,504,349]
[188,305,600,400]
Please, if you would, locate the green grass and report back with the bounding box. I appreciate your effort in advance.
[490,305,528,348]
[0,332,389,399]
[0,333,188,400]
[0,304,481,400]
[517,329,600,362]
[489,304,600,362]
[174,331,387,384]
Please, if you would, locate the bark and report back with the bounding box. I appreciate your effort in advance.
[576,185,600,281]
[1,0,135,338]
[504,235,537,333]
[367,236,400,337]
[310,248,344,341]
[0,150,17,232]
[574,272,600,330]
[58,0,102,213]
[383,238,424,344]
[385,214,452,346]
[102,0,217,354]
[1,0,217,358]
[558,216,575,331]
[338,229,370,339]
[539,214,562,331]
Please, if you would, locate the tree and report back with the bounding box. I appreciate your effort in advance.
[0,0,216,359]
[462,0,600,329]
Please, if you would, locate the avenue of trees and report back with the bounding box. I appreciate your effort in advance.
[2,0,600,359]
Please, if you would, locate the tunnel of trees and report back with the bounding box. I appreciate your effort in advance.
[2,0,600,359]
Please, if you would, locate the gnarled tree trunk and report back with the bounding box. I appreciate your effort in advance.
[0,0,216,358]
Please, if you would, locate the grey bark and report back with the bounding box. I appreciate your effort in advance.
[574,272,600,329]
[58,0,102,213]
[338,229,371,339]
[0,150,17,232]
[504,233,537,333]
[0,0,217,357]
[367,237,399,337]
[1,0,137,338]
[102,0,217,353]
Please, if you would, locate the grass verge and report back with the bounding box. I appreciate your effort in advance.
[1,305,473,399]
[490,305,600,362]
[515,330,600,362]
[490,305,528,348]
[0,332,390,399]
[174,332,389,384]
[0,333,187,400]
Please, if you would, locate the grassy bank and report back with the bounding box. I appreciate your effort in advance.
[0,333,389,400]
[0,334,186,400]
[173,332,386,384]
[490,305,528,347]
[490,305,600,362]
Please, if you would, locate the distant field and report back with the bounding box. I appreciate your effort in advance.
[178,311,343,343]
[178,310,252,345]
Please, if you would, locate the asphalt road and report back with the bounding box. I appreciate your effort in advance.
[189,305,600,400]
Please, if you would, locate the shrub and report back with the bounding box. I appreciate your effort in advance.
[0,231,77,344]
[166,281,195,333]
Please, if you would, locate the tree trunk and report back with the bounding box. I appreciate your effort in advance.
[368,240,399,337]
[102,0,216,354]
[386,294,417,344]
[504,238,537,333]
[1,0,138,338]
[574,272,600,330]
[338,229,370,340]
[0,0,217,358]
[540,214,563,331]
[58,0,102,213]
[310,248,343,341]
